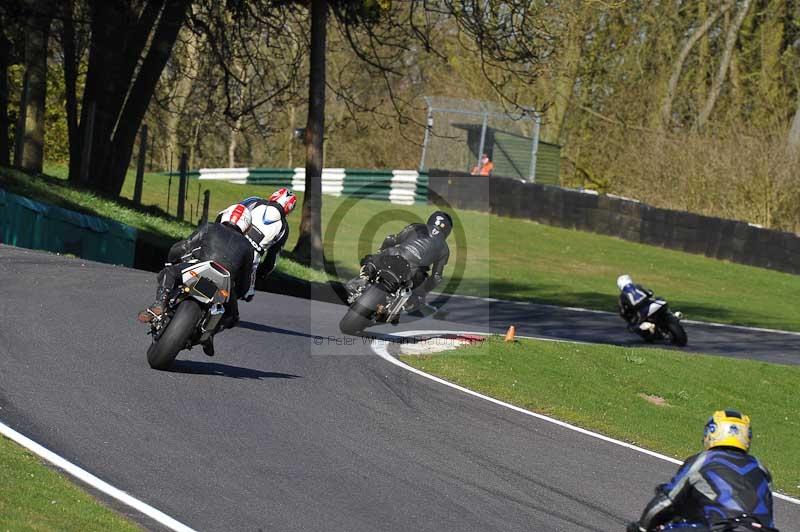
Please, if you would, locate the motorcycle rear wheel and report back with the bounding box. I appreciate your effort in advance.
[147,299,203,369]
[339,285,388,335]
[665,315,688,347]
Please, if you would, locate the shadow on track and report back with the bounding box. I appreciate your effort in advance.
[241,320,424,350]
[169,360,302,380]
[239,321,322,340]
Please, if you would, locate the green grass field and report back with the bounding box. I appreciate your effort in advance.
[5,163,795,331]
[401,336,800,497]
[0,436,140,531]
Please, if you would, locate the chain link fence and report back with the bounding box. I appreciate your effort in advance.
[419,97,542,182]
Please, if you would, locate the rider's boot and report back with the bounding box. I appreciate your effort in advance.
[403,294,423,313]
[345,274,370,304]
[201,337,215,357]
[137,288,168,323]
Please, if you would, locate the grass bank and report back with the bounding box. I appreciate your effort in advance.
[0,166,330,282]
[0,435,140,530]
[2,164,798,330]
[402,337,800,496]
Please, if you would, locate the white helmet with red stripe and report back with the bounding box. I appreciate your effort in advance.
[219,203,252,234]
[268,188,297,215]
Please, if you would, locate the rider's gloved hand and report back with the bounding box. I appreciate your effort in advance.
[625,522,645,532]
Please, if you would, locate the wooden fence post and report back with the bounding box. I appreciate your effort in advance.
[177,152,188,220]
[133,125,147,204]
[201,190,210,225]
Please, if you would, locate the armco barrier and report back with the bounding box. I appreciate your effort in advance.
[0,188,138,267]
[292,168,348,196]
[198,167,429,205]
[427,173,800,275]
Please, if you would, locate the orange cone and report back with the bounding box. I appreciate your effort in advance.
[504,325,516,342]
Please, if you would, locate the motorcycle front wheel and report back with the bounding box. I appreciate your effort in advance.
[147,299,203,369]
[339,285,388,335]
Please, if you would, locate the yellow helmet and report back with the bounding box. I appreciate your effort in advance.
[703,410,752,452]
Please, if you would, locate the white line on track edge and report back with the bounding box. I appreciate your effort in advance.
[0,419,198,532]
[370,329,800,506]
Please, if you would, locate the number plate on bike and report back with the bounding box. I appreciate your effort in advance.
[192,277,218,299]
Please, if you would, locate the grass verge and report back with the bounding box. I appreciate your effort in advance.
[0,435,141,531]
[0,165,332,282]
[401,336,800,497]
[2,163,798,330]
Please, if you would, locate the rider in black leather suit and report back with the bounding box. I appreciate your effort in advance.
[138,207,255,356]
[356,211,452,311]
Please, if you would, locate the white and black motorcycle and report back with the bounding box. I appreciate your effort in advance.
[146,260,232,369]
[624,296,688,347]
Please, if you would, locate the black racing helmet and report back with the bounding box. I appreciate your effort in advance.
[427,211,453,239]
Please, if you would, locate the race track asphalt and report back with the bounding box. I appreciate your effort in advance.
[427,294,800,365]
[1,245,798,531]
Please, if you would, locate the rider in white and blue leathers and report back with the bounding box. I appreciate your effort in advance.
[617,274,655,331]
[217,188,296,303]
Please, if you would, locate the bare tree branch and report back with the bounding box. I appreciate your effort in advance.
[661,0,734,129]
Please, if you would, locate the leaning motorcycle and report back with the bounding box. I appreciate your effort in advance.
[631,514,777,531]
[625,296,688,347]
[340,255,415,335]
[146,260,231,369]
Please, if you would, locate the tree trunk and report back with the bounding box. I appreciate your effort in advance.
[71,0,164,188]
[19,2,51,172]
[69,0,127,184]
[728,40,742,111]
[0,29,10,166]
[293,0,327,269]
[101,0,191,196]
[62,0,80,177]
[166,29,201,164]
[228,115,241,167]
[757,0,785,119]
[660,0,733,129]
[13,67,27,166]
[188,119,201,170]
[788,94,800,151]
[695,0,709,108]
[287,104,295,168]
[696,0,752,131]
[552,11,584,144]
[91,0,163,191]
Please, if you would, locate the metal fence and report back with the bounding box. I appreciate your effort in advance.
[419,96,542,182]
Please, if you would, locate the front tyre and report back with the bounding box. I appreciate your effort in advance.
[339,285,388,335]
[665,315,688,347]
[147,300,203,369]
